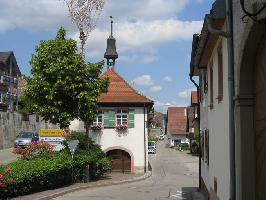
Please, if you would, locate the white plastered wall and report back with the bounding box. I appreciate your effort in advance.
[200,33,230,199]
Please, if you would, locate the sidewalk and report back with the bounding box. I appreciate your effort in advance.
[0,147,17,164]
[13,171,152,200]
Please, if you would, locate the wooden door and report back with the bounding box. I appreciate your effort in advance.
[106,149,131,173]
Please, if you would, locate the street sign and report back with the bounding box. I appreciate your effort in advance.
[67,140,79,158]
[39,129,64,137]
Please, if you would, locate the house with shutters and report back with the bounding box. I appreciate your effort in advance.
[70,18,154,174]
[90,67,153,174]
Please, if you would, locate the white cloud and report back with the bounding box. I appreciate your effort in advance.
[80,19,202,59]
[0,0,70,32]
[149,86,162,93]
[178,88,195,99]
[163,76,173,82]
[0,0,203,60]
[133,75,154,87]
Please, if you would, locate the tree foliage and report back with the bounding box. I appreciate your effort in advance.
[25,27,108,128]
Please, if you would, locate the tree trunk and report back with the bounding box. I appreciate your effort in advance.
[84,123,90,182]
[85,124,90,150]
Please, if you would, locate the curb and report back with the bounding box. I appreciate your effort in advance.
[37,171,152,200]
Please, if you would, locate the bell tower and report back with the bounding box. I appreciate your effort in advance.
[104,16,118,68]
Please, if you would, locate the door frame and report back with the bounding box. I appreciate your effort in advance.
[104,146,134,173]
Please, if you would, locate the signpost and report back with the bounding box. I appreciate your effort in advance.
[67,140,79,159]
[66,140,79,183]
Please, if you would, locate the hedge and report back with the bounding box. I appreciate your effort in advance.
[0,149,111,199]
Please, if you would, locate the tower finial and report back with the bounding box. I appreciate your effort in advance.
[104,16,118,69]
[110,16,113,37]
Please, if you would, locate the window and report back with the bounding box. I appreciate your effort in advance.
[209,61,214,109]
[217,44,223,102]
[116,109,128,125]
[93,110,103,125]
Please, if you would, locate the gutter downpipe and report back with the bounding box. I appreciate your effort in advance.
[206,3,235,199]
[226,0,235,199]
[144,104,147,173]
[189,75,201,190]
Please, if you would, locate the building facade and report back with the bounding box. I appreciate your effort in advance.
[0,52,21,112]
[190,0,266,199]
[166,107,189,147]
[190,0,230,199]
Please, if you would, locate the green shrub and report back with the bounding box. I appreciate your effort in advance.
[180,143,190,151]
[191,141,199,155]
[148,136,158,142]
[0,147,110,199]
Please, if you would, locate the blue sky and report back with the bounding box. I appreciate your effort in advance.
[0,0,212,113]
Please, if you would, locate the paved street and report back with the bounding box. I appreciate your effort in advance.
[55,141,199,200]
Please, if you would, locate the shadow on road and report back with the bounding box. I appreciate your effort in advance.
[182,187,198,199]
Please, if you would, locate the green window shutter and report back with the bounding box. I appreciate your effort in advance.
[104,110,115,128]
[128,109,135,128]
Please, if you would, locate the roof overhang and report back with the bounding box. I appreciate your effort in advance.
[190,0,226,76]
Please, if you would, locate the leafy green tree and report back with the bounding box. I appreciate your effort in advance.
[25,27,108,133]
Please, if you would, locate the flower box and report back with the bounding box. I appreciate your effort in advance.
[115,124,128,131]
[90,124,102,131]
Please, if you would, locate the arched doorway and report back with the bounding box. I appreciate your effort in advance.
[106,149,131,173]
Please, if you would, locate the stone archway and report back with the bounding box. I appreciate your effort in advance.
[236,22,266,200]
[104,146,134,173]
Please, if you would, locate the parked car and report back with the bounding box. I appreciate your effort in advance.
[14,131,39,148]
[148,141,157,154]
[158,134,164,140]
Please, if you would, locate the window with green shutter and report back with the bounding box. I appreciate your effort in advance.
[128,109,135,128]
[104,110,116,128]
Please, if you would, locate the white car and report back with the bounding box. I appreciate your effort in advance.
[158,135,164,140]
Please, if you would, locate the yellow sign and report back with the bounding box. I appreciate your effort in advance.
[39,129,64,137]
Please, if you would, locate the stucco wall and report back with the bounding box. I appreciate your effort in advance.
[89,107,148,174]
[200,34,230,200]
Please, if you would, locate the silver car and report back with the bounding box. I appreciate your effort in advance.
[14,131,39,148]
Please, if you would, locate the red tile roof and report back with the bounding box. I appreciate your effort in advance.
[99,67,153,104]
[191,91,198,104]
[167,107,187,135]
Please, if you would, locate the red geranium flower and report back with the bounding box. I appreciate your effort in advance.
[0,182,5,187]
[5,178,13,184]
[4,167,11,174]
[0,174,3,179]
